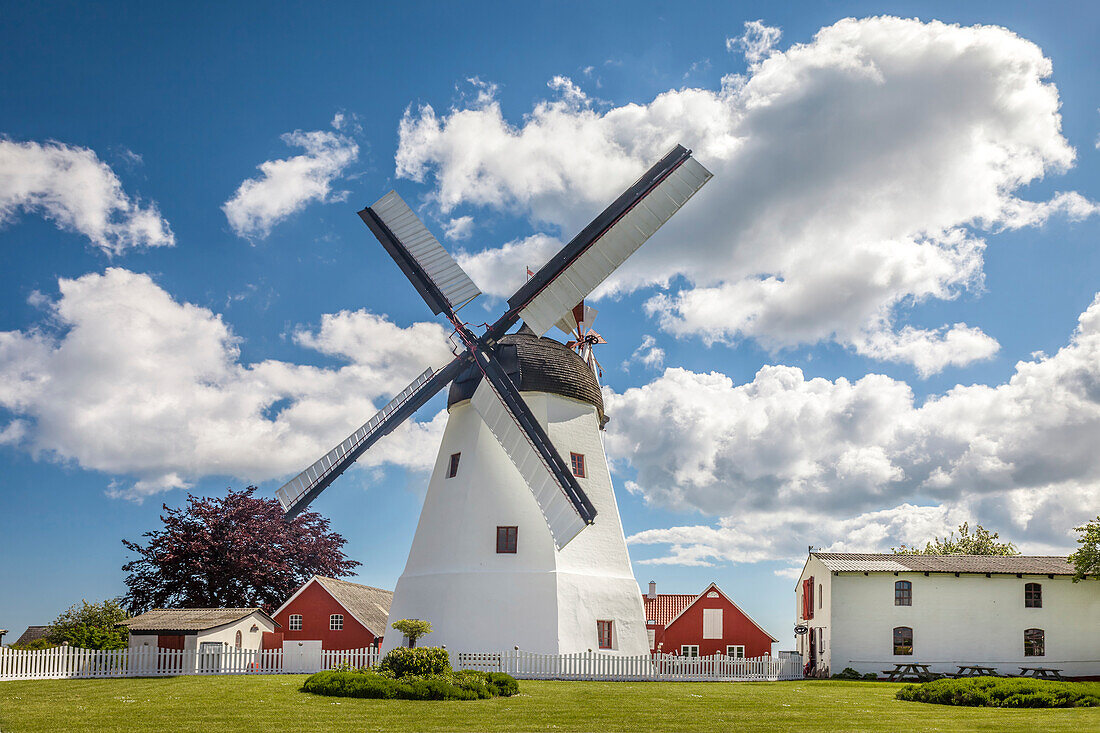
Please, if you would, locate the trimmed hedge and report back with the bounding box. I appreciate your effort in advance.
[378,646,451,677]
[300,669,520,701]
[896,677,1100,708]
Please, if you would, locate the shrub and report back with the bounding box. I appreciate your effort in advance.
[378,646,451,677]
[300,668,519,701]
[832,667,862,680]
[862,673,878,680]
[896,677,1100,708]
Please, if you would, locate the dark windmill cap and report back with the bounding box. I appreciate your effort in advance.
[448,324,607,426]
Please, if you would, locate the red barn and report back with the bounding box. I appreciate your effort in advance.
[265,576,393,651]
[643,581,777,657]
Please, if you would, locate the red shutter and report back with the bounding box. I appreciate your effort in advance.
[802,577,814,620]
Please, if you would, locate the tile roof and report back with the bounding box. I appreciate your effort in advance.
[314,577,393,636]
[811,553,1076,575]
[642,594,695,626]
[121,608,275,633]
[15,626,50,646]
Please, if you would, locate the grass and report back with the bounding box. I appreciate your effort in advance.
[1,676,1098,732]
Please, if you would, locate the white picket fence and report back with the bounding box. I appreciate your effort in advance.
[0,646,801,682]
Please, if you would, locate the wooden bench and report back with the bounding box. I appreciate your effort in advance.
[881,663,935,682]
[1017,666,1064,680]
[953,665,1000,678]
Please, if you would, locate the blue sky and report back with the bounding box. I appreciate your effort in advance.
[2,1,1099,647]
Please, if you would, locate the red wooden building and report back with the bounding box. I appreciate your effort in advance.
[265,576,393,651]
[643,581,777,657]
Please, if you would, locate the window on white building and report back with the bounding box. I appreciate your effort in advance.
[702,608,723,639]
[1024,628,1045,657]
[818,583,822,609]
[597,620,613,649]
[681,644,699,657]
[895,580,912,606]
[893,626,913,655]
[330,614,344,631]
[289,614,302,631]
[727,645,745,658]
[1025,583,1042,608]
[234,630,242,649]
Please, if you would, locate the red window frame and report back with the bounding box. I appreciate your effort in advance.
[447,453,461,478]
[597,620,613,649]
[802,577,814,620]
[570,452,586,478]
[496,525,518,554]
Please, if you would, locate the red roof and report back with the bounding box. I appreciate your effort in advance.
[642,594,695,626]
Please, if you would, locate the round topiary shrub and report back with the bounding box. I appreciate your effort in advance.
[378,646,451,677]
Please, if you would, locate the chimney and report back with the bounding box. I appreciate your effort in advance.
[648,580,657,599]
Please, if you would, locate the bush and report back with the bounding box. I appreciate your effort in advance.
[896,676,1100,708]
[862,673,878,680]
[300,668,519,701]
[378,646,451,677]
[832,667,862,680]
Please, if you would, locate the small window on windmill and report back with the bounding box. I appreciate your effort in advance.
[448,453,461,478]
[597,620,613,649]
[497,526,518,553]
[570,452,586,478]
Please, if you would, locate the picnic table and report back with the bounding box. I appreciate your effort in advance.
[953,665,1000,678]
[1018,666,1064,680]
[881,663,935,682]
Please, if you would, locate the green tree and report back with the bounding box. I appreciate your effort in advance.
[891,522,1019,556]
[47,599,130,650]
[1068,516,1100,582]
[391,619,433,648]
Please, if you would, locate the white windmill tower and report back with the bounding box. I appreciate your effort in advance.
[275,145,712,655]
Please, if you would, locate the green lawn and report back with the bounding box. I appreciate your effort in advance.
[1,676,1097,732]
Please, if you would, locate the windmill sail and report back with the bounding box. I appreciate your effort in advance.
[511,147,712,337]
[361,191,482,316]
[469,364,595,549]
[277,360,463,519]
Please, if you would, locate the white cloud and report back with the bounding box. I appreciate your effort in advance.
[394,17,1097,375]
[442,215,474,241]
[622,334,665,371]
[849,323,1001,378]
[727,20,782,64]
[0,139,174,255]
[0,268,453,499]
[455,233,562,298]
[606,292,1100,564]
[222,121,359,239]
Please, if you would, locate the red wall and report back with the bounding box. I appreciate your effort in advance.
[650,591,774,657]
[267,581,380,651]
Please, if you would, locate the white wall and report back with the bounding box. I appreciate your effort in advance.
[384,391,649,655]
[795,556,832,672]
[825,571,1100,677]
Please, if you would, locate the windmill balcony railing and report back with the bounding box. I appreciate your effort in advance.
[0,646,802,682]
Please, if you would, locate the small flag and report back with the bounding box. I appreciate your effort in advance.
[526,266,534,281]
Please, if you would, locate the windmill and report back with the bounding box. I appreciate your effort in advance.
[563,301,607,384]
[276,144,711,653]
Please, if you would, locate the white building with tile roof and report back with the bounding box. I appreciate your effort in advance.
[795,552,1100,678]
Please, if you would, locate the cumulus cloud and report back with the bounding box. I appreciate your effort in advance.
[0,268,453,499]
[0,139,174,255]
[455,233,562,297]
[222,121,359,239]
[605,293,1100,567]
[727,20,782,64]
[442,215,474,241]
[394,17,1097,375]
[622,334,666,371]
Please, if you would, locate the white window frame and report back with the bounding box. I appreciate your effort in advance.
[681,644,699,658]
[702,608,723,639]
[330,614,344,631]
[726,645,745,658]
[288,614,302,631]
